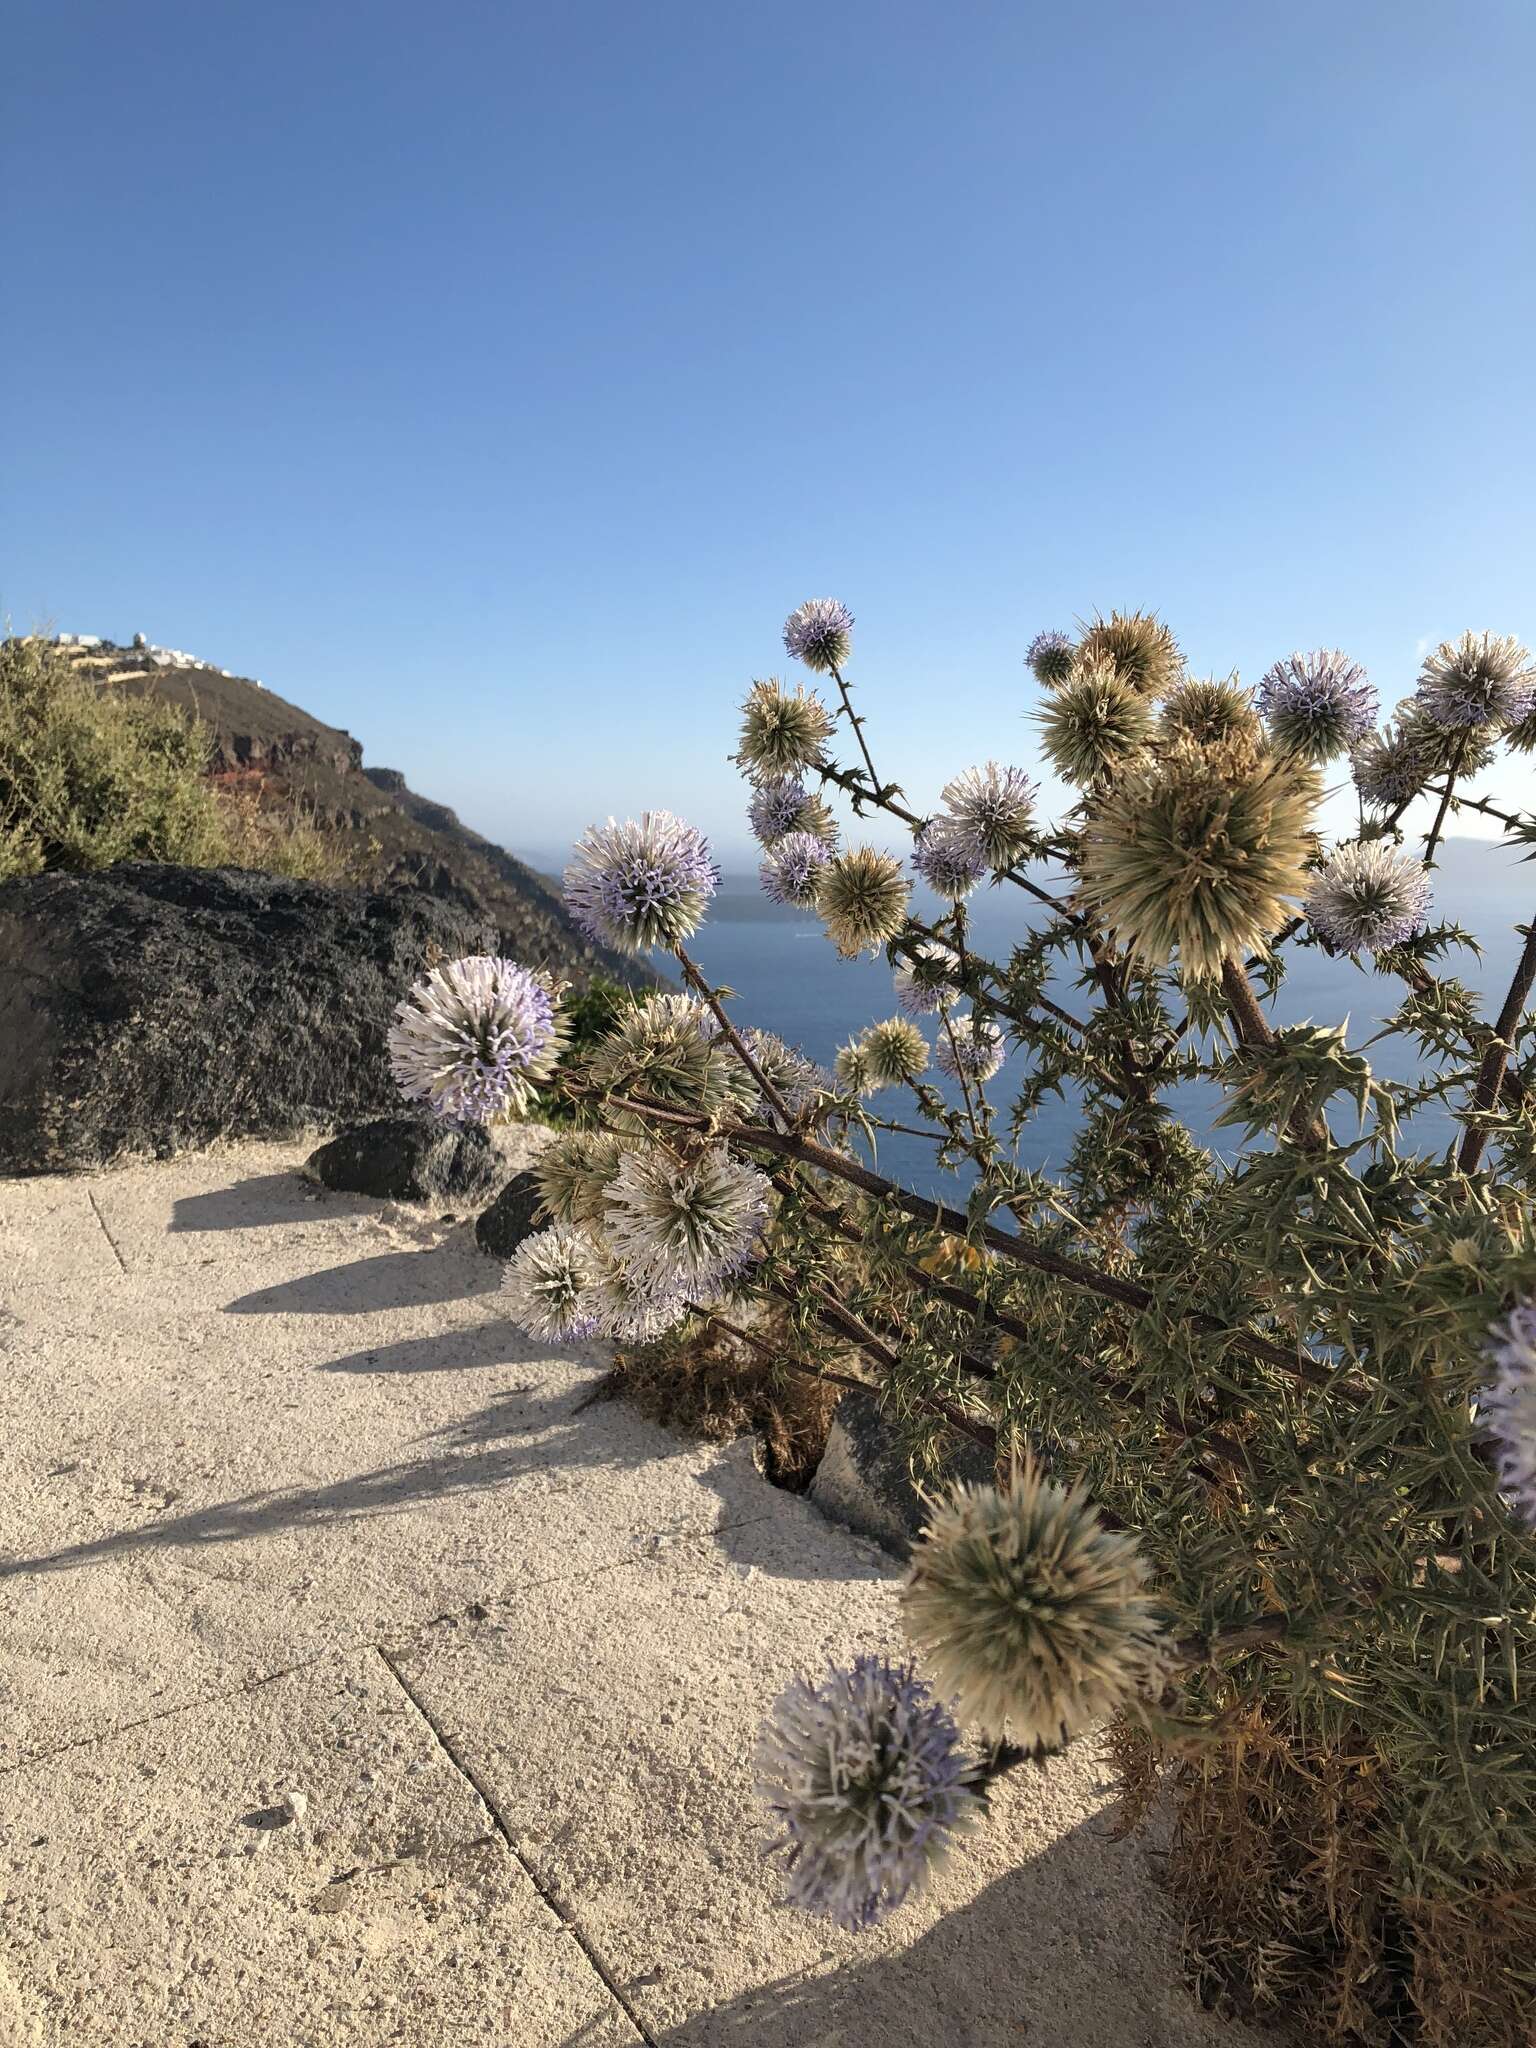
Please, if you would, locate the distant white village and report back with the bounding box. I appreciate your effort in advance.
[52,632,264,687]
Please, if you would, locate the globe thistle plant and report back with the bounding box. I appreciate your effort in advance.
[761,829,835,908]
[911,819,988,901]
[1351,718,1430,813]
[894,940,960,1016]
[1303,842,1431,955]
[500,1226,600,1343]
[1415,631,1535,733]
[1079,736,1319,979]
[1161,676,1262,752]
[588,1256,691,1343]
[902,1463,1170,1748]
[834,1036,874,1095]
[736,678,836,781]
[388,956,567,1124]
[564,813,719,954]
[935,1011,1005,1085]
[534,1129,635,1230]
[748,775,811,846]
[1037,658,1155,787]
[938,762,1038,871]
[1025,629,1076,688]
[1480,1301,1536,1529]
[738,1027,835,1121]
[1258,650,1378,764]
[583,992,740,1123]
[756,1656,983,1932]
[815,846,912,956]
[603,1144,771,1299]
[860,1016,931,1088]
[783,597,855,674]
[1076,610,1184,698]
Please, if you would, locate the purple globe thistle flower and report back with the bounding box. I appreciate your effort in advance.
[760,829,834,908]
[1025,629,1076,688]
[783,597,854,674]
[564,812,720,955]
[748,775,810,847]
[1480,1300,1536,1529]
[1302,842,1430,955]
[936,1012,1005,1085]
[388,957,567,1124]
[894,940,960,1016]
[912,819,988,901]
[939,762,1038,871]
[500,1226,600,1344]
[1416,631,1536,732]
[603,1145,771,1300]
[755,1655,983,1932]
[1258,651,1378,764]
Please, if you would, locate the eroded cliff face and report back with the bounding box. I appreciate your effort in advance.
[45,639,657,993]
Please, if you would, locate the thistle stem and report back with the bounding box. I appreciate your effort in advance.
[1458,915,1536,1174]
[672,944,794,1128]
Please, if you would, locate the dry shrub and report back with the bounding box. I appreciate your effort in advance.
[1134,1708,1536,2047]
[604,1307,840,1488]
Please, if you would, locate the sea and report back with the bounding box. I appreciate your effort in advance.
[528,838,1532,1203]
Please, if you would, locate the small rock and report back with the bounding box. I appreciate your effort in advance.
[306,1116,507,1203]
[280,1790,309,1826]
[473,1169,543,1260]
[809,1388,994,1557]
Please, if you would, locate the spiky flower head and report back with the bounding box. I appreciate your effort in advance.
[588,1255,690,1343]
[1509,701,1536,755]
[500,1226,600,1343]
[534,1130,636,1230]
[815,846,911,956]
[834,1036,874,1095]
[735,678,836,782]
[1025,629,1076,688]
[738,1028,835,1121]
[1258,650,1378,764]
[1303,842,1431,955]
[564,812,719,955]
[1037,657,1155,786]
[755,1656,982,1932]
[935,1011,1005,1085]
[1076,610,1184,698]
[748,775,810,846]
[388,957,567,1124]
[1351,718,1429,812]
[894,940,960,1016]
[603,1144,770,1299]
[860,1017,930,1088]
[1481,1301,1536,1529]
[911,819,988,901]
[938,762,1038,871]
[783,597,854,674]
[583,991,740,1126]
[902,1461,1170,1747]
[1351,700,1500,812]
[1160,676,1262,752]
[1415,631,1535,732]
[760,829,835,908]
[1079,736,1320,979]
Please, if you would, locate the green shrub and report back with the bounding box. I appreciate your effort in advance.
[0,636,359,885]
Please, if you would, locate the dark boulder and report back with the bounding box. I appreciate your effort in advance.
[474,1169,544,1260]
[305,1116,507,1204]
[0,863,497,1176]
[809,1389,994,1557]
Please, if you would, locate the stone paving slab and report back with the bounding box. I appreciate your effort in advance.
[0,1142,1274,2048]
[0,1648,641,2048]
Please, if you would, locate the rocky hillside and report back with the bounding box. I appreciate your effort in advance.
[50,638,655,991]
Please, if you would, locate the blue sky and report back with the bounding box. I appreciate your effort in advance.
[4,0,1532,868]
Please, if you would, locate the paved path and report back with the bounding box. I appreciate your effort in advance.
[0,1140,1267,2048]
